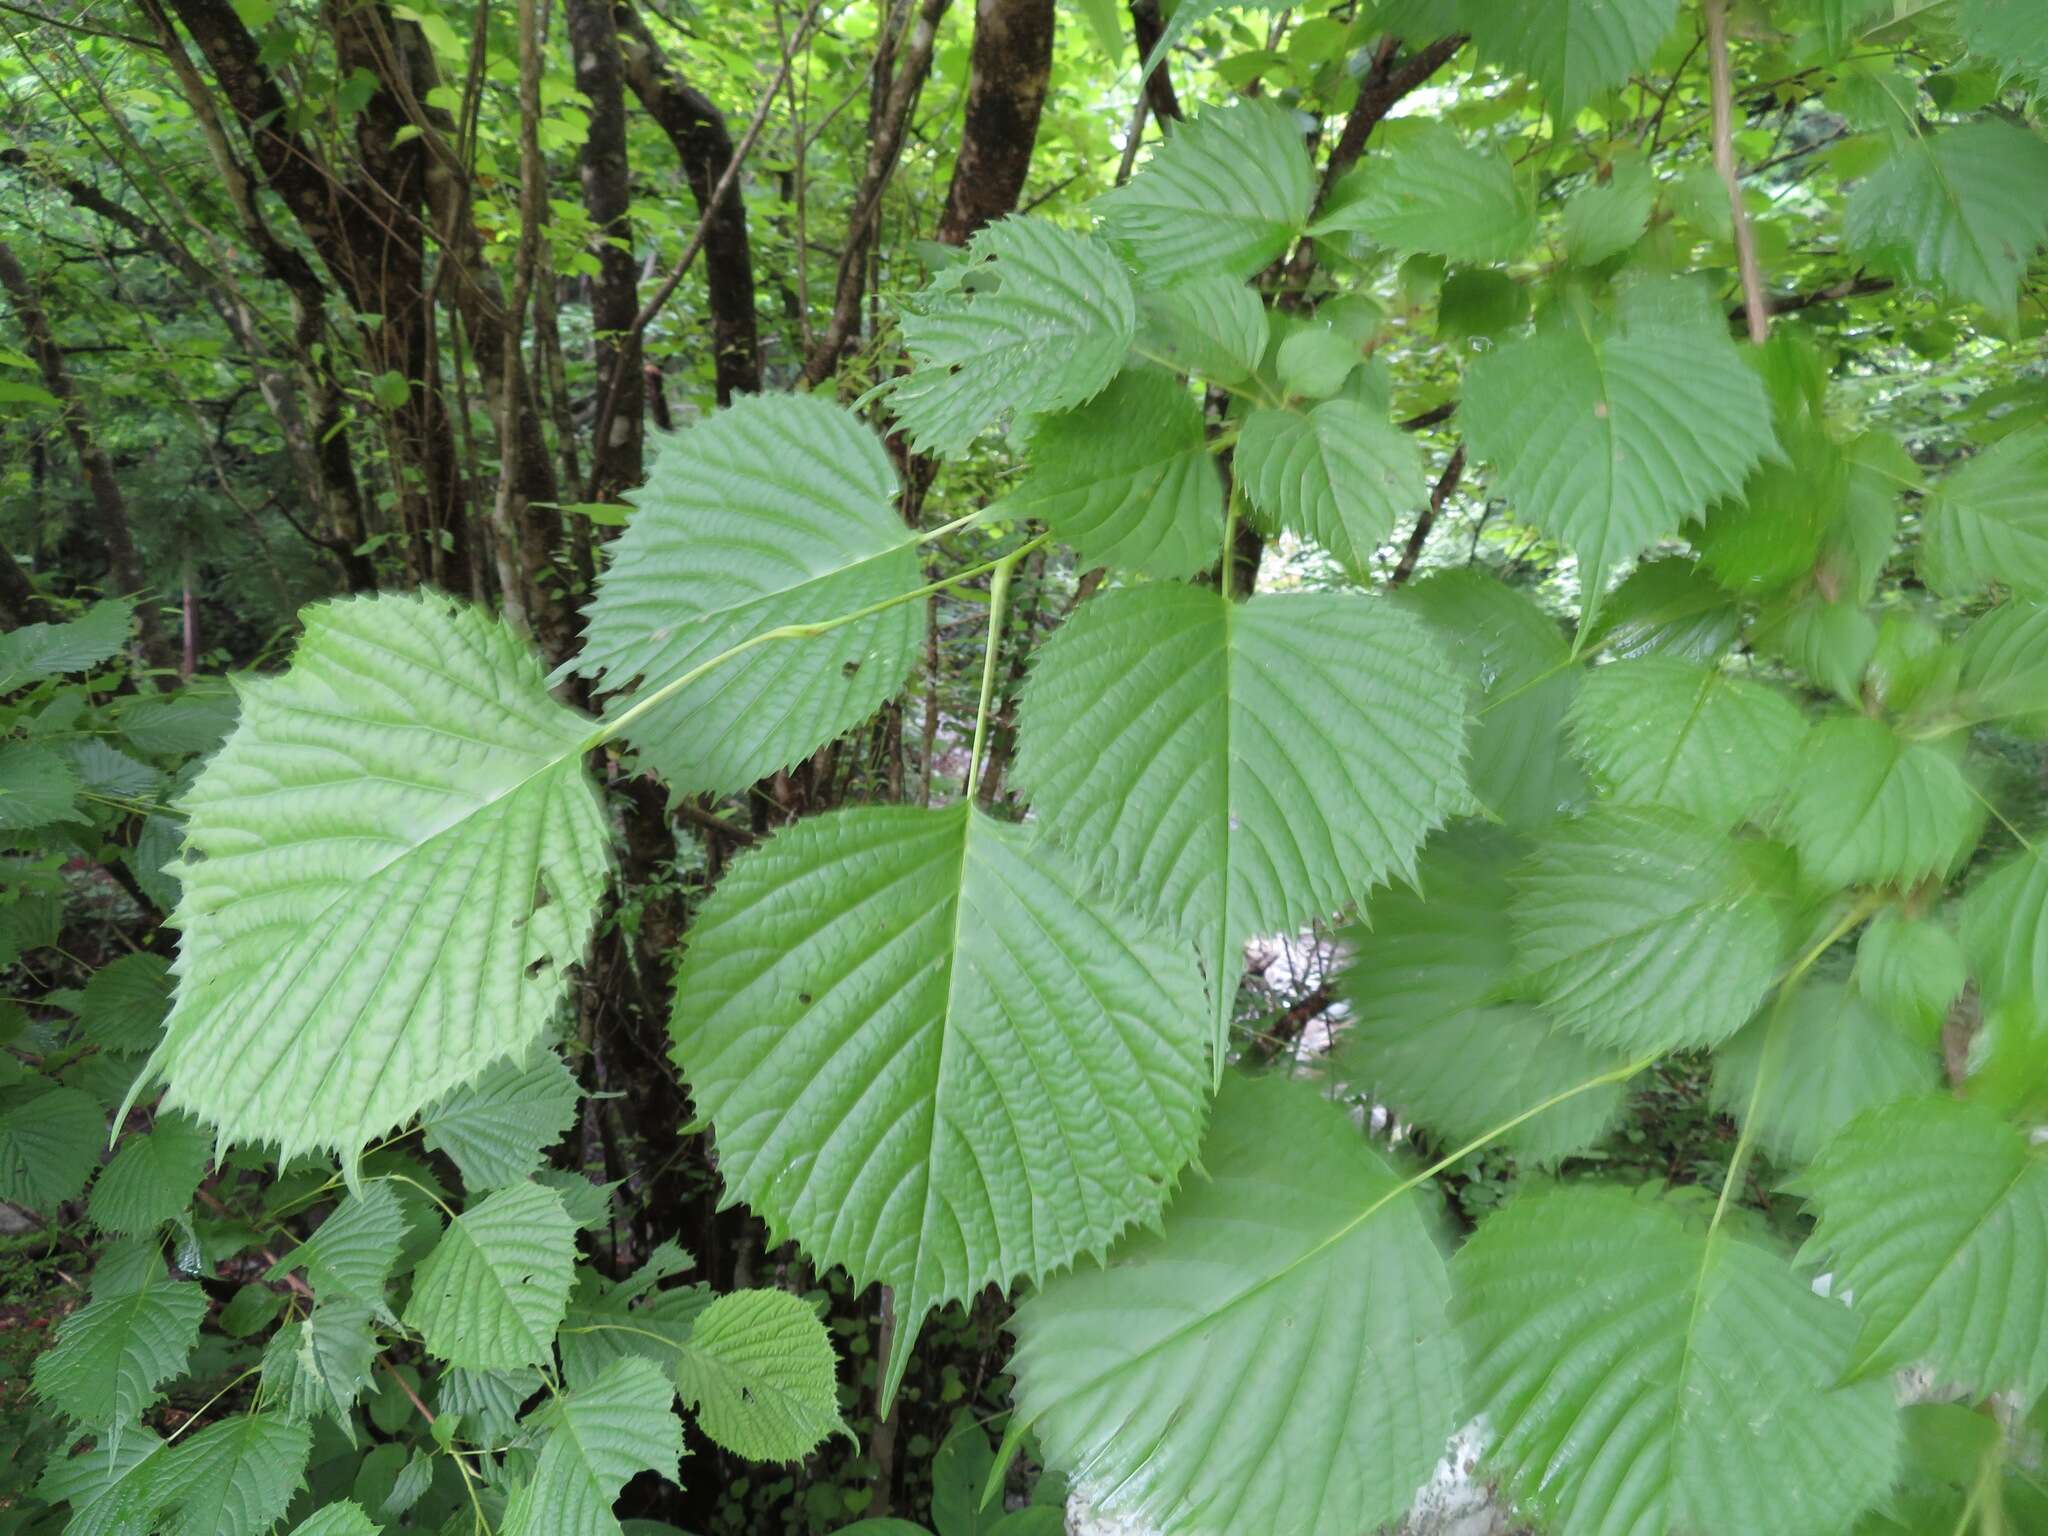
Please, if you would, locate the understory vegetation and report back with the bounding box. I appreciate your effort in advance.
[4,0,2048,1533]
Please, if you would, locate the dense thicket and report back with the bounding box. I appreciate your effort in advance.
[3,2,2048,1534]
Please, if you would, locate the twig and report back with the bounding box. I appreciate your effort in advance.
[1706,0,1770,344]
[1390,445,1465,588]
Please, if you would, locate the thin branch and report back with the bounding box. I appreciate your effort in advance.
[1390,445,1465,588]
[1706,0,1769,344]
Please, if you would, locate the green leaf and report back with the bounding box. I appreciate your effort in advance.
[1236,401,1420,579]
[1562,154,1655,266]
[928,1421,996,1536]
[148,1414,311,1536]
[88,1113,211,1235]
[1963,847,2048,1018]
[35,1430,168,1536]
[671,1288,846,1461]
[1843,121,2048,332]
[1776,717,1980,889]
[570,394,924,796]
[1400,571,1586,826]
[1920,424,2048,600]
[1958,0,2048,85]
[63,739,165,801]
[286,1503,382,1536]
[0,1084,103,1207]
[503,1357,683,1536]
[1765,592,1877,703]
[1098,98,1312,283]
[561,1281,709,1390]
[33,1269,204,1429]
[1463,0,1680,119]
[1587,555,1740,662]
[1314,123,1534,263]
[886,217,1136,456]
[1013,584,1468,1057]
[403,1182,577,1370]
[1694,412,1848,597]
[1010,1075,1461,1536]
[138,593,606,1163]
[1798,1096,2048,1397]
[1273,324,1358,399]
[437,1365,545,1443]
[670,802,1209,1412]
[422,1047,581,1190]
[1710,978,1939,1165]
[1856,907,1966,1043]
[1336,825,1628,1164]
[1462,286,1775,589]
[0,742,83,830]
[0,599,134,692]
[269,1182,407,1321]
[1955,601,2048,731]
[1009,369,1224,579]
[1136,276,1267,385]
[1453,1184,1899,1536]
[1512,806,1785,1052]
[141,593,609,1166]
[262,1301,379,1426]
[1567,657,1805,829]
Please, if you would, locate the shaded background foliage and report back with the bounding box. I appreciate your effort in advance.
[2,0,2047,1531]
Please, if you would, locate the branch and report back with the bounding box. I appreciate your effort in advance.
[1390,445,1465,588]
[1705,0,1769,345]
[935,0,1055,247]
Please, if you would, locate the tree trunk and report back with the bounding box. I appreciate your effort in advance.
[936,0,1056,246]
[614,0,762,405]
[0,239,175,670]
[570,0,645,497]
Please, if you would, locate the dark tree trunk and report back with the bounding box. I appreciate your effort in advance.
[570,0,644,497]
[936,0,1056,246]
[614,0,761,405]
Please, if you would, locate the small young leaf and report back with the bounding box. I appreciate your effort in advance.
[1562,155,1654,266]
[422,1047,581,1191]
[1236,401,1419,579]
[1920,424,2048,600]
[1315,123,1534,263]
[269,1182,407,1322]
[1776,717,1980,890]
[89,1113,212,1236]
[1136,276,1267,384]
[403,1182,577,1370]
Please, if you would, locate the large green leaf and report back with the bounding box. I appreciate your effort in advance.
[503,1357,683,1536]
[1336,825,1627,1165]
[286,1504,382,1536]
[1855,907,1966,1042]
[1512,806,1785,1052]
[569,394,924,796]
[402,1181,577,1370]
[1235,400,1420,580]
[1453,1184,1898,1536]
[1462,0,1680,119]
[0,1084,103,1207]
[1843,121,2048,332]
[1398,570,1585,826]
[1959,0,2048,84]
[1710,978,1939,1166]
[1567,656,1805,829]
[1013,584,1468,1055]
[0,741,83,830]
[1009,1075,1461,1536]
[886,216,1135,456]
[670,802,1210,1411]
[1920,424,2048,600]
[1009,368,1223,579]
[142,593,610,1165]
[422,1047,581,1191]
[1798,1096,2048,1397]
[34,1430,167,1536]
[88,1113,211,1236]
[1462,286,1775,591]
[1313,123,1534,263]
[33,1269,205,1428]
[1954,600,2048,731]
[1098,98,1313,283]
[146,1414,311,1536]
[1776,716,1980,889]
[1137,276,1267,385]
[671,1288,846,1461]
[0,598,134,692]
